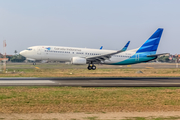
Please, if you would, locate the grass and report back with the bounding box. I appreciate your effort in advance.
[0,87,180,113]
[2,67,180,77]
[0,63,179,77]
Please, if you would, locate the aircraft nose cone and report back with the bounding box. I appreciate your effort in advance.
[20,50,26,56]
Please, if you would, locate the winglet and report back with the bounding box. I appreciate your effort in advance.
[100,46,103,50]
[122,41,130,52]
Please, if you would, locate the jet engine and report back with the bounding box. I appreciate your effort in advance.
[71,57,86,65]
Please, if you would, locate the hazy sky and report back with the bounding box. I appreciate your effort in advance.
[0,0,179,54]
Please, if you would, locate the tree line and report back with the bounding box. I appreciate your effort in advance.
[5,50,26,62]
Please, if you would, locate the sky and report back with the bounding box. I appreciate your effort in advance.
[0,0,179,55]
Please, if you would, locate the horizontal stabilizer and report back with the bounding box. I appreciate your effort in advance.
[147,53,169,57]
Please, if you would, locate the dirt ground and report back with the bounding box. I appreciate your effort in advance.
[1,112,180,120]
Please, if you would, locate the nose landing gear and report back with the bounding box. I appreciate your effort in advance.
[87,64,96,70]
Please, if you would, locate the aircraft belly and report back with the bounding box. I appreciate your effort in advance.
[110,57,155,65]
[55,55,71,61]
[43,53,71,61]
[104,57,127,64]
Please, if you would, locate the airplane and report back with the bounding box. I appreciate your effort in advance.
[20,28,167,70]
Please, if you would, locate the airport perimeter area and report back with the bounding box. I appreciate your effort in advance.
[1,63,180,120]
[2,62,180,77]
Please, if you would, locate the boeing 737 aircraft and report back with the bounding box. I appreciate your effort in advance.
[20,28,167,70]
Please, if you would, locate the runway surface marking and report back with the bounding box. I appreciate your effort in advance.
[0,80,55,84]
[0,77,180,86]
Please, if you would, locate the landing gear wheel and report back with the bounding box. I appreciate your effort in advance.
[87,64,96,70]
[88,66,92,70]
[92,66,96,70]
[33,62,36,65]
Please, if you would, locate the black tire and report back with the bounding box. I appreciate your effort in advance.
[87,66,92,70]
[33,62,36,65]
[92,66,96,70]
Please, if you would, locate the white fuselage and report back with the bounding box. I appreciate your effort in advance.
[20,46,138,64]
[20,28,163,66]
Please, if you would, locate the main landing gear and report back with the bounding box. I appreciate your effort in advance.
[33,62,36,65]
[87,64,96,70]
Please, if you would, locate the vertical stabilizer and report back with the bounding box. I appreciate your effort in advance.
[136,28,163,53]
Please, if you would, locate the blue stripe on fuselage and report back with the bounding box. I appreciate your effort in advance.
[110,52,156,65]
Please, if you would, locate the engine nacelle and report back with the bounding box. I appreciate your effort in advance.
[71,57,86,65]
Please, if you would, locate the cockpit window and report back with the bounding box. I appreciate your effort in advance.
[26,48,32,51]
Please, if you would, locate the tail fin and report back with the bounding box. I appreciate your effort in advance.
[136,28,163,53]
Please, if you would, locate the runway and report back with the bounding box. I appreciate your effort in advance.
[1,77,180,87]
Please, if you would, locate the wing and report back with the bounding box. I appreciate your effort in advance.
[87,41,130,63]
